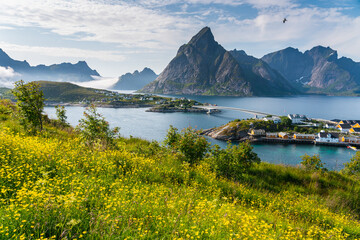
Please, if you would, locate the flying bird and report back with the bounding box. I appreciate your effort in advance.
[283,18,287,23]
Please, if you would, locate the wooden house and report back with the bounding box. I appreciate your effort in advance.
[250,129,265,136]
[341,137,360,144]
[266,132,278,138]
[293,134,316,140]
[349,128,360,134]
[315,132,339,143]
[336,123,352,132]
[278,132,289,139]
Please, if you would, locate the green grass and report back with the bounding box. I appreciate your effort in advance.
[0,100,360,239]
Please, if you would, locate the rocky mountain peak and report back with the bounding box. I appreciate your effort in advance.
[306,46,337,60]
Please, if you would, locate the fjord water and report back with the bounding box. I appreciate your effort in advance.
[44,95,360,170]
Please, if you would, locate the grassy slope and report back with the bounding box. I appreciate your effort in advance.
[36,81,111,102]
[1,81,112,103]
[0,101,360,239]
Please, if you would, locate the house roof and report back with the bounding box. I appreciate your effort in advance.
[338,123,352,129]
[351,128,360,133]
[319,132,339,138]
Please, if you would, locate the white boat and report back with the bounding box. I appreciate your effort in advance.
[347,145,359,151]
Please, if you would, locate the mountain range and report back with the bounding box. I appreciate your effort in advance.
[0,49,99,83]
[262,46,360,94]
[112,68,157,90]
[141,27,360,96]
[141,27,297,96]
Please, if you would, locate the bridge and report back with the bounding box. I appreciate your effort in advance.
[193,105,280,117]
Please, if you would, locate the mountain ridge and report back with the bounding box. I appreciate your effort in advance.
[0,48,100,83]
[140,27,297,96]
[112,67,157,90]
[262,46,360,94]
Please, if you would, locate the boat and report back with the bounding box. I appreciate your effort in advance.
[347,145,359,151]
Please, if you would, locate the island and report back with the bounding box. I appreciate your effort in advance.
[1,81,216,114]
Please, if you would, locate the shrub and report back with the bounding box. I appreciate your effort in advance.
[301,154,324,171]
[77,104,119,148]
[343,152,360,176]
[211,141,260,179]
[164,126,209,165]
[55,105,68,126]
[11,80,45,132]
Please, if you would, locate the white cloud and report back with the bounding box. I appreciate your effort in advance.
[0,42,126,62]
[0,66,20,88]
[0,66,18,79]
[73,76,119,90]
[0,0,199,49]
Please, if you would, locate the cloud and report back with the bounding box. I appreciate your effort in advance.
[0,42,126,62]
[0,66,20,88]
[0,0,199,49]
[73,76,119,90]
[0,66,18,78]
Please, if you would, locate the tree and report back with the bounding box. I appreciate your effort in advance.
[300,154,324,171]
[343,152,360,175]
[12,80,45,132]
[55,105,68,126]
[77,105,119,148]
[211,141,260,179]
[164,126,210,165]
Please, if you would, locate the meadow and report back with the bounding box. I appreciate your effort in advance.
[0,99,360,239]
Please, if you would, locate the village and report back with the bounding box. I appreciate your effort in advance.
[249,114,360,148]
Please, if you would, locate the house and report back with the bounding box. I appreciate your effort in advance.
[351,123,360,128]
[325,123,336,129]
[288,114,307,124]
[249,129,265,136]
[315,132,339,143]
[263,116,281,124]
[336,123,352,132]
[278,132,289,139]
[266,132,278,138]
[341,137,360,143]
[293,134,316,140]
[339,120,360,125]
[349,128,360,134]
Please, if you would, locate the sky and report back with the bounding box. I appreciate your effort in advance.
[0,0,360,78]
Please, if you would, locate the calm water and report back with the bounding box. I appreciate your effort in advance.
[44,95,360,170]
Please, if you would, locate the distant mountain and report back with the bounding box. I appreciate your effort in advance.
[0,48,100,82]
[140,27,297,96]
[112,68,157,90]
[262,46,360,95]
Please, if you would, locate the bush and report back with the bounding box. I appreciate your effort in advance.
[211,141,260,179]
[11,80,45,132]
[343,152,360,176]
[301,154,324,171]
[55,105,68,126]
[164,126,209,165]
[77,105,119,148]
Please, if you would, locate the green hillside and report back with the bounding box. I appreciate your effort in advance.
[0,99,360,239]
[36,81,112,102]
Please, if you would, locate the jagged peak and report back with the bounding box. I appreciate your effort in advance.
[141,67,156,75]
[231,49,247,56]
[283,47,300,53]
[188,26,215,46]
[75,61,89,67]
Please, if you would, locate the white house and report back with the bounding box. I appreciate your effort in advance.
[325,123,336,129]
[263,116,281,124]
[315,132,339,143]
[288,114,307,124]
